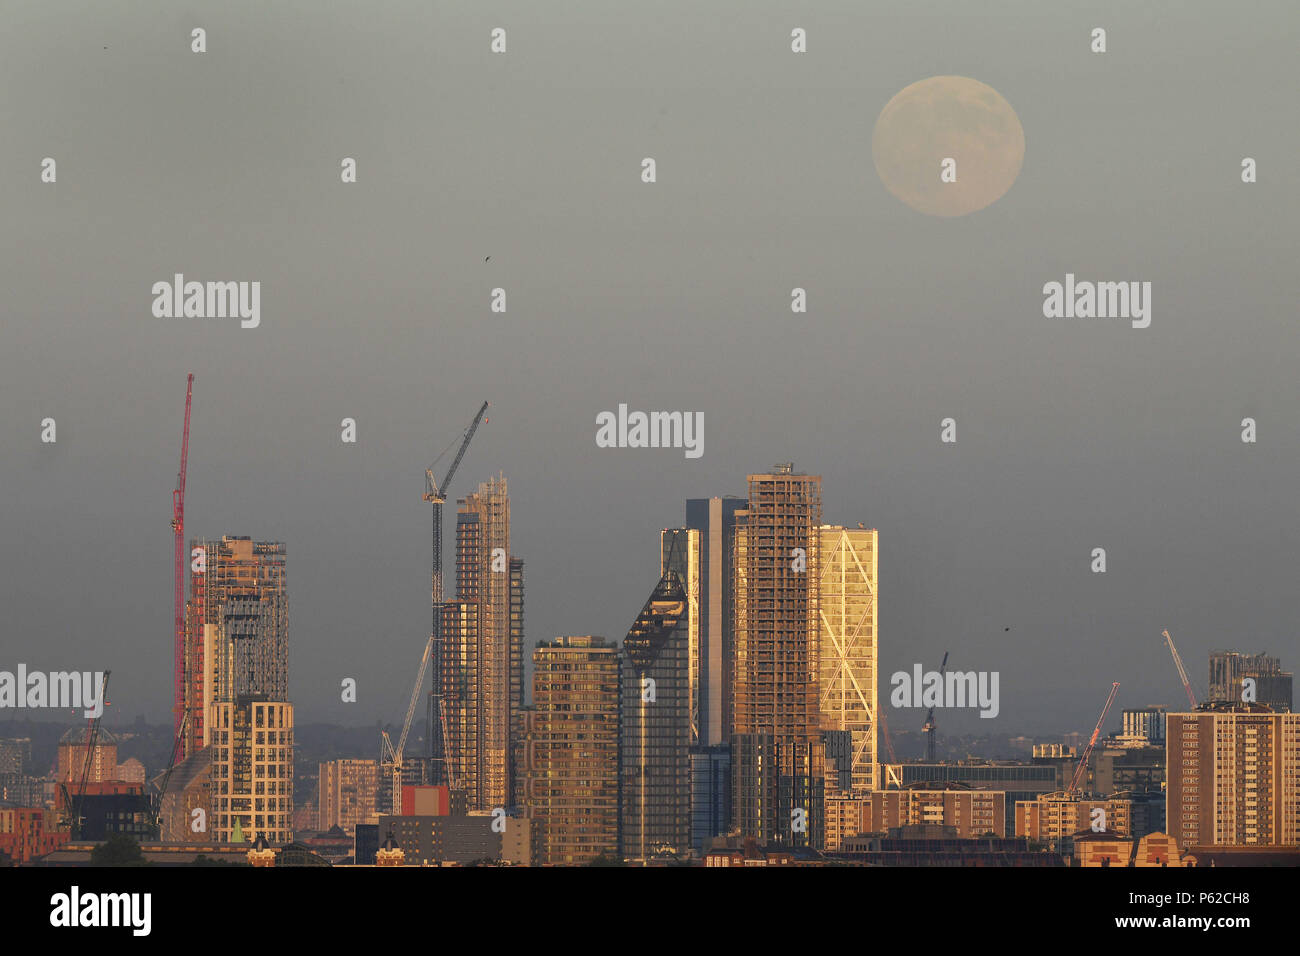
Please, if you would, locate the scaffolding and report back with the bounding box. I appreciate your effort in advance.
[184,537,288,758]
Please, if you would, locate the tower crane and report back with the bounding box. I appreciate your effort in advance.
[424,401,487,787]
[1068,681,1120,796]
[151,710,189,835]
[60,671,111,838]
[380,637,438,812]
[921,651,949,762]
[171,375,193,752]
[380,402,487,809]
[1161,629,1197,709]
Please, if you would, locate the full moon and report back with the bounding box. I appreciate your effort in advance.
[872,76,1025,217]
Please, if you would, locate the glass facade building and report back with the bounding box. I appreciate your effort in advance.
[620,571,692,861]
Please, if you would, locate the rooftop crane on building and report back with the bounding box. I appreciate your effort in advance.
[171,375,193,752]
[1068,681,1120,797]
[1161,629,1197,709]
[921,651,948,762]
[381,402,487,809]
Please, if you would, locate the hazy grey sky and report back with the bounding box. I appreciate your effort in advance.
[2,0,1297,736]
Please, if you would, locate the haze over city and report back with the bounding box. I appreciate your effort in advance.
[2,0,1297,741]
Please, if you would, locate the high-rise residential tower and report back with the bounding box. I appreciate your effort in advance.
[508,556,525,801]
[620,571,692,861]
[438,475,520,811]
[1167,705,1300,850]
[209,698,294,844]
[730,465,825,848]
[523,637,621,865]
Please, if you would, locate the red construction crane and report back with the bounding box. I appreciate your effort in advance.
[1068,681,1120,796]
[1161,629,1197,709]
[171,375,193,745]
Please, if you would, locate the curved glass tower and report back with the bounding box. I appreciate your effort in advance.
[620,571,692,861]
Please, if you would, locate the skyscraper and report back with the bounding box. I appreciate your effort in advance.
[524,637,621,865]
[438,475,518,811]
[660,527,701,743]
[182,537,288,759]
[818,525,878,794]
[440,599,483,799]
[187,537,293,844]
[508,556,525,802]
[731,465,825,848]
[662,496,746,747]
[620,571,692,861]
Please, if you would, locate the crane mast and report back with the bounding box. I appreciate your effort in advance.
[172,375,193,748]
[152,710,189,835]
[1068,681,1120,796]
[423,401,488,789]
[921,651,949,762]
[1161,629,1197,708]
[380,401,487,811]
[63,671,111,839]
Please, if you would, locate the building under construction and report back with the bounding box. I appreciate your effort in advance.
[181,537,288,760]
[1208,650,1292,712]
[438,475,523,811]
[730,465,825,848]
[180,536,292,844]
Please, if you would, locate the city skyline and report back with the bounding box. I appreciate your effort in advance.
[4,4,1298,945]
[4,449,1295,738]
[4,0,1298,740]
